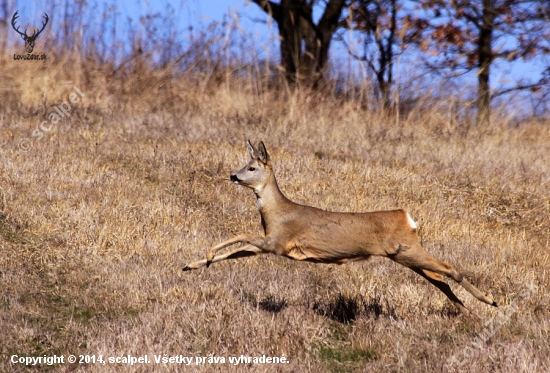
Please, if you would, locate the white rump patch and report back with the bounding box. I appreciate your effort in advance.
[406,212,417,230]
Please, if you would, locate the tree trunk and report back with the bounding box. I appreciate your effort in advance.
[253,0,346,89]
[477,58,491,126]
[278,1,302,86]
[476,0,495,126]
[377,71,391,111]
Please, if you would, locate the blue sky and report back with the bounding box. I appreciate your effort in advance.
[190,1,547,107]
[8,0,548,113]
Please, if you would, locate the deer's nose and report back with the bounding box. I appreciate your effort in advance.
[230,174,240,183]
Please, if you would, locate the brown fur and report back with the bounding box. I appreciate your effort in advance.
[184,141,497,314]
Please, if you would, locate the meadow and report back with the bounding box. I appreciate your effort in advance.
[1,49,549,372]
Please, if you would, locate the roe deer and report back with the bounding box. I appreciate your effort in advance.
[183,140,497,314]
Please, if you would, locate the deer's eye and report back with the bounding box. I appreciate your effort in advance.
[248,167,256,172]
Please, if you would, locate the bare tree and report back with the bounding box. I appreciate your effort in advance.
[412,0,550,125]
[251,0,347,88]
[341,0,404,110]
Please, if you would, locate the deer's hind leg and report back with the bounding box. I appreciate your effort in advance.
[389,243,497,308]
[411,268,470,314]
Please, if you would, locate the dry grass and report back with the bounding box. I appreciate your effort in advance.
[1,50,550,373]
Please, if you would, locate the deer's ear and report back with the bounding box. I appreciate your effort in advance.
[247,140,256,159]
[257,141,270,164]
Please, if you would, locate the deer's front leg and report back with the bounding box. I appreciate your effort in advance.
[183,245,264,271]
[205,234,268,267]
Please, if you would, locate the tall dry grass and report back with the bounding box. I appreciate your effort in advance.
[1,3,550,372]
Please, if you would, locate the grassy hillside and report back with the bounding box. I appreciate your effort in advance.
[1,52,549,372]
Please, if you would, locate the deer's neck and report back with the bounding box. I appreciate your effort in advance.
[254,173,292,234]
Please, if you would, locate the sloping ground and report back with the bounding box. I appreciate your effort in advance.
[1,57,549,372]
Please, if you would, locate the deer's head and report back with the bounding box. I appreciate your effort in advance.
[230,140,272,193]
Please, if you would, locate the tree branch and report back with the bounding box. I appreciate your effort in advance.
[318,0,348,33]
[492,81,547,98]
[251,0,282,23]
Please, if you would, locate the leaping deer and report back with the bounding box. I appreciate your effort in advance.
[184,141,497,314]
[11,11,49,53]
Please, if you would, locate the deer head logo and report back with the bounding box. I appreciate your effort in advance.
[11,11,49,53]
